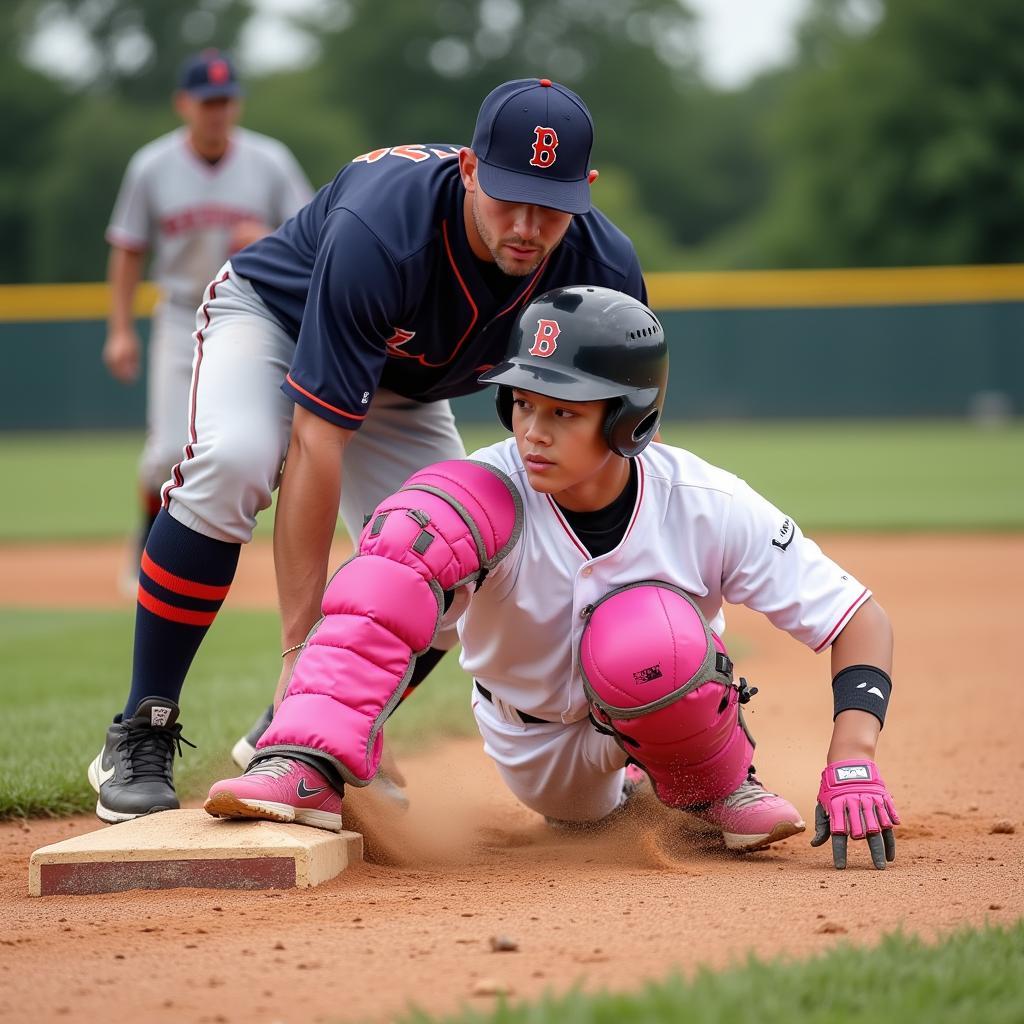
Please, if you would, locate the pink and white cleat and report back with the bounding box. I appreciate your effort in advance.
[692,770,805,852]
[623,763,649,798]
[205,756,343,833]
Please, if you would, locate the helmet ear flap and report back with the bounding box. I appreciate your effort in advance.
[603,392,662,458]
[603,399,626,455]
[495,385,514,431]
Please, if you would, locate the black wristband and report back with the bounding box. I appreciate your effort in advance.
[832,664,892,727]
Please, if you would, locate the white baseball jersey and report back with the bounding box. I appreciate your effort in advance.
[457,438,871,724]
[106,126,312,308]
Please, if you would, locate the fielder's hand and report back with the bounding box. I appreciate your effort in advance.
[229,219,273,253]
[103,327,141,383]
[810,758,899,870]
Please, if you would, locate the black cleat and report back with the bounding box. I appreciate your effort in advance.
[87,697,195,823]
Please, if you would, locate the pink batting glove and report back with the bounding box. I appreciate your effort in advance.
[810,759,900,870]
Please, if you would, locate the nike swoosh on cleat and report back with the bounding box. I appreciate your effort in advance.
[296,779,326,799]
[93,754,116,786]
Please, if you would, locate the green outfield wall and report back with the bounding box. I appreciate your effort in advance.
[1,266,1021,430]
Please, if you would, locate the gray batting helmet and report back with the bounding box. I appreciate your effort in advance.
[478,286,669,457]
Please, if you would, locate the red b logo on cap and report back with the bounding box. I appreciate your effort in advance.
[530,126,559,169]
[529,319,560,357]
[209,60,230,84]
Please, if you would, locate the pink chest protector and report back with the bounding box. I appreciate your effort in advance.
[579,581,755,807]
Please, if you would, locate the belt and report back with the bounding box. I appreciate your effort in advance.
[474,680,552,725]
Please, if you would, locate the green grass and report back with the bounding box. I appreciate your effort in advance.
[1,432,144,541]
[655,420,1024,531]
[396,920,1024,1024]
[1,420,1022,541]
[0,608,476,819]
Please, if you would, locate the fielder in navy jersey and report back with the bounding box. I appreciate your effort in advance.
[88,78,650,825]
[231,141,644,423]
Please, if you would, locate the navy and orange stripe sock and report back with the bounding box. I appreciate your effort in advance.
[124,509,240,717]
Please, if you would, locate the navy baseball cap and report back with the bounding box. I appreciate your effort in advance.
[178,50,242,100]
[471,78,594,215]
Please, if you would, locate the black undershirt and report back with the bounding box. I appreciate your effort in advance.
[473,254,522,303]
[557,460,638,559]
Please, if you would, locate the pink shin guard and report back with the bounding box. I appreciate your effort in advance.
[579,581,754,808]
[258,460,522,785]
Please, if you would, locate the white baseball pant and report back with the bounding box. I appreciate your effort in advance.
[162,261,466,637]
[139,301,199,494]
[471,689,628,823]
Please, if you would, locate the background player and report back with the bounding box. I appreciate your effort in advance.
[206,286,899,871]
[103,49,313,581]
[88,78,647,825]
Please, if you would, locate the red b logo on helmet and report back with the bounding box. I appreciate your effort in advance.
[529,319,560,357]
[530,127,559,169]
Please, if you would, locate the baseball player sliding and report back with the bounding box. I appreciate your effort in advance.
[206,287,899,870]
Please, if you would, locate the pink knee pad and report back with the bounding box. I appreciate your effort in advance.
[259,459,523,786]
[579,581,755,807]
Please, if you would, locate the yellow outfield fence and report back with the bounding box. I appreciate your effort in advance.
[1,265,1023,322]
[645,264,1024,309]
[0,282,162,322]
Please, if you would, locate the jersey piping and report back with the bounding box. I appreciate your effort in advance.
[813,587,871,653]
[544,458,646,562]
[161,269,231,506]
[442,220,479,353]
[284,373,368,422]
[493,256,551,317]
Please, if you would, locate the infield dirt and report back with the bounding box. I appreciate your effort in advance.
[1,535,1022,1023]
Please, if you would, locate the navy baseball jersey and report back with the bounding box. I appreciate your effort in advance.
[230,145,645,429]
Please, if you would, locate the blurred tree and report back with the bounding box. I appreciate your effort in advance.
[754,0,1024,266]
[584,165,689,270]
[305,0,768,260]
[241,68,367,190]
[29,98,175,281]
[19,0,253,102]
[3,0,780,279]
[3,0,255,281]
[307,0,698,140]
[0,5,70,282]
